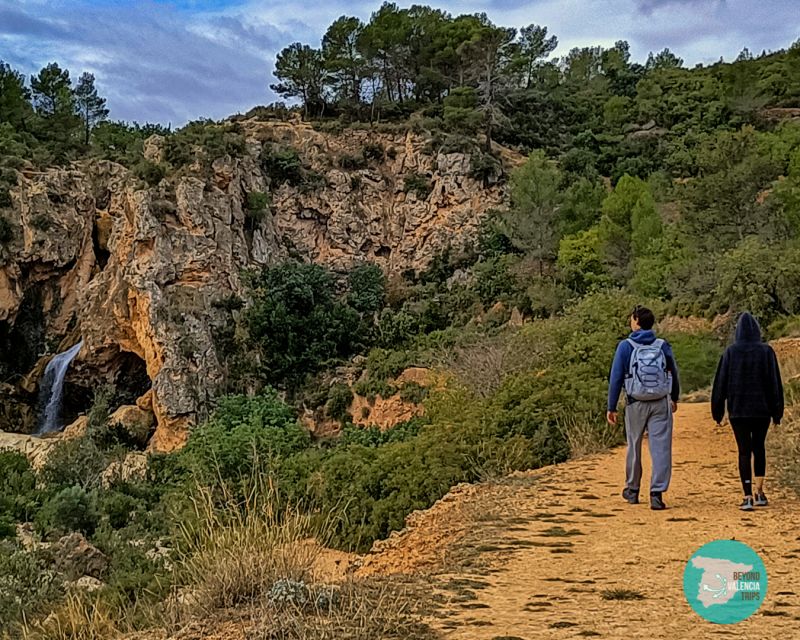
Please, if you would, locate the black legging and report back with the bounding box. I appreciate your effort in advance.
[730,417,770,496]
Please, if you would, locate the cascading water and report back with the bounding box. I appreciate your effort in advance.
[36,340,83,435]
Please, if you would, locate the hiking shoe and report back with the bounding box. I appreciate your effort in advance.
[754,492,769,507]
[650,493,666,510]
[740,496,755,511]
[622,488,639,504]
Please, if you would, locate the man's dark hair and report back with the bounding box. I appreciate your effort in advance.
[632,305,656,330]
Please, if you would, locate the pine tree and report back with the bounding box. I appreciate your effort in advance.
[73,73,109,145]
[0,61,33,129]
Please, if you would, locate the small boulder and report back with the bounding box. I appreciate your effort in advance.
[51,532,108,580]
[108,404,155,447]
[102,451,148,486]
[69,576,104,593]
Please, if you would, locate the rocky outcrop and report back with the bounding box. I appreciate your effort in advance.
[49,533,108,580]
[0,120,510,449]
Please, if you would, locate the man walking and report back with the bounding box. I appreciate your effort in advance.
[607,306,680,510]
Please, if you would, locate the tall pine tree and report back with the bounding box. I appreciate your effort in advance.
[74,72,109,145]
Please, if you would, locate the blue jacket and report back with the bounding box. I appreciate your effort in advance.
[608,329,680,412]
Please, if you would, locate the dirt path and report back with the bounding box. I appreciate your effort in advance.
[365,403,800,639]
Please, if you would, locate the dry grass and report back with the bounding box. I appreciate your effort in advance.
[246,578,435,640]
[19,594,126,640]
[769,347,800,496]
[557,413,623,459]
[174,475,318,614]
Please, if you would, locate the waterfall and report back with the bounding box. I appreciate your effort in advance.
[37,340,83,435]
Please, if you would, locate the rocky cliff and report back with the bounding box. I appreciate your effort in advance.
[0,119,509,450]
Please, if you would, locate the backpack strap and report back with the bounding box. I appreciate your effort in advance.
[625,339,639,378]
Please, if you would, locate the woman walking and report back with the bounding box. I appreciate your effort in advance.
[711,312,784,511]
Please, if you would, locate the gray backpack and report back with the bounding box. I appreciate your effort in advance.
[625,338,671,401]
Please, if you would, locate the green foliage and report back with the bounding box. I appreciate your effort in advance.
[0,451,41,524]
[0,545,62,635]
[260,145,304,186]
[35,486,100,537]
[473,254,524,306]
[39,436,107,491]
[241,262,362,389]
[246,191,271,224]
[338,418,423,447]
[715,236,800,323]
[347,263,386,315]
[133,159,167,186]
[181,391,310,487]
[325,383,353,420]
[557,227,611,294]
[362,142,385,161]
[403,173,432,199]
[443,87,482,135]
[663,332,723,393]
[0,188,11,208]
[501,151,563,271]
[164,120,246,171]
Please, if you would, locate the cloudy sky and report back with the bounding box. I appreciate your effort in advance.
[1,0,798,126]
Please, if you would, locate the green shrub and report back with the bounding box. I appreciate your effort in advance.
[0,545,62,635]
[470,151,503,186]
[0,450,41,524]
[338,418,424,447]
[398,382,428,404]
[181,391,310,487]
[260,146,304,186]
[133,159,167,186]
[472,254,524,306]
[326,383,353,420]
[403,173,432,199]
[241,262,362,389]
[347,263,386,315]
[164,120,246,170]
[246,191,270,224]
[97,490,141,530]
[362,142,385,161]
[35,486,99,537]
[663,332,723,393]
[353,377,394,401]
[39,436,107,491]
[0,187,11,208]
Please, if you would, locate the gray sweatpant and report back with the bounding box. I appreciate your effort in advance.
[624,397,673,493]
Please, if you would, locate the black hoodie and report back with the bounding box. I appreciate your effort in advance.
[711,313,784,424]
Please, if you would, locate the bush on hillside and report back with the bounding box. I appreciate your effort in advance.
[663,332,723,393]
[181,391,310,487]
[39,436,107,491]
[0,545,62,635]
[0,451,41,524]
[34,486,99,538]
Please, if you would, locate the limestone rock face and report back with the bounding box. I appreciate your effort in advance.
[0,120,510,450]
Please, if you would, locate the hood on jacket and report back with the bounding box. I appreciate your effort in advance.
[735,312,762,343]
[629,329,657,344]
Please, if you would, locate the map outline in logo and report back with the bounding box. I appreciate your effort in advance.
[683,539,768,624]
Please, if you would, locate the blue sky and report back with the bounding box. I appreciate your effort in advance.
[1,0,798,125]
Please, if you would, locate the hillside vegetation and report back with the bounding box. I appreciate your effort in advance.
[1,3,800,638]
